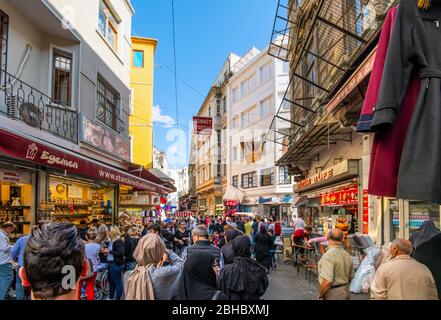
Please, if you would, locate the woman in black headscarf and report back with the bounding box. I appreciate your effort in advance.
[254,224,273,271]
[177,251,225,300]
[218,236,269,300]
[221,229,241,265]
[410,220,441,298]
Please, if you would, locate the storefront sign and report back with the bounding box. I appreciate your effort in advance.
[224,200,239,206]
[363,190,369,234]
[82,116,130,161]
[0,129,165,193]
[327,48,377,113]
[0,169,31,184]
[193,117,213,135]
[295,160,359,193]
[119,194,151,205]
[320,185,358,207]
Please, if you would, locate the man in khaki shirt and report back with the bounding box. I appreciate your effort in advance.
[370,238,438,300]
[318,229,354,300]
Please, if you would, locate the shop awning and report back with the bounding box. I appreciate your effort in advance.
[294,195,309,207]
[128,164,176,194]
[223,185,245,203]
[0,129,171,194]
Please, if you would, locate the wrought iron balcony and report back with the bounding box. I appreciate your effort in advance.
[0,68,78,143]
[96,102,127,134]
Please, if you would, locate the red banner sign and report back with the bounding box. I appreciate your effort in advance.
[0,129,163,193]
[193,117,213,135]
[320,185,358,207]
[363,190,369,234]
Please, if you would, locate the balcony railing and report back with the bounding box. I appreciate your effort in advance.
[96,102,127,134]
[0,68,78,143]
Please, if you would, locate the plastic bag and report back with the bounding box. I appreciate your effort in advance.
[350,246,381,293]
[361,268,375,293]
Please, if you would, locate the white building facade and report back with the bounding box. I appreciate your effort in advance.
[225,46,292,220]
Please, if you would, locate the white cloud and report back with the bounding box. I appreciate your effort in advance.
[152,105,176,128]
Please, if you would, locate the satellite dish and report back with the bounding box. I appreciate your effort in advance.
[19,102,42,127]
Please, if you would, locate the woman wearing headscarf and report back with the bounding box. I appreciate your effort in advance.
[254,224,273,271]
[410,220,441,298]
[221,229,241,265]
[124,233,184,300]
[218,236,269,300]
[177,251,226,300]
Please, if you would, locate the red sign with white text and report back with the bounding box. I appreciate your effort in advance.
[193,117,213,135]
[363,190,369,234]
[320,185,358,207]
[0,129,163,193]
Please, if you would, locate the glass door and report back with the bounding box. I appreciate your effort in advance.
[405,201,440,239]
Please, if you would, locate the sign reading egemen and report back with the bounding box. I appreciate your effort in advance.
[193,117,213,135]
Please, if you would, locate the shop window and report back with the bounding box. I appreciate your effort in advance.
[260,168,274,187]
[52,49,72,107]
[133,50,144,68]
[98,0,119,51]
[96,76,120,131]
[408,201,440,235]
[389,199,400,241]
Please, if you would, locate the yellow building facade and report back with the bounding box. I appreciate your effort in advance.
[130,37,158,169]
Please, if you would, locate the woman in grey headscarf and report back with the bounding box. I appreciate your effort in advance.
[124,233,184,300]
[410,220,441,298]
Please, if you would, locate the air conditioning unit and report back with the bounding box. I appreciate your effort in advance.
[19,102,42,127]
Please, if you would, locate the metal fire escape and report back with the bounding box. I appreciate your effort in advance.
[267,0,394,169]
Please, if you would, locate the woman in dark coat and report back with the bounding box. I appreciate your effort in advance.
[177,251,225,300]
[410,220,441,298]
[254,224,272,271]
[221,230,241,265]
[124,227,139,271]
[218,236,269,300]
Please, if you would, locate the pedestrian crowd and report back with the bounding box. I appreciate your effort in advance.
[0,213,440,301]
[0,214,279,300]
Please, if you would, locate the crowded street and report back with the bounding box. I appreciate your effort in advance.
[0,0,441,306]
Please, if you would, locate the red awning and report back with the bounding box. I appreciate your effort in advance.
[0,129,169,193]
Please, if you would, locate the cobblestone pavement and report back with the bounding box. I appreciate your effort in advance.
[263,261,369,300]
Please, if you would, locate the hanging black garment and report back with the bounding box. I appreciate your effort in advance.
[370,0,441,203]
[412,233,441,298]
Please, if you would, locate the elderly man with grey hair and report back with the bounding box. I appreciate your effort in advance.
[180,225,224,270]
[318,228,354,300]
[370,238,438,300]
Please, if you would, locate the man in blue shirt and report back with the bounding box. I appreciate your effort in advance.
[0,222,15,300]
[11,234,30,300]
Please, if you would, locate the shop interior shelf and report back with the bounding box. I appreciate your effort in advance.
[51,204,93,207]
[0,206,31,210]
[12,222,31,225]
[41,214,92,218]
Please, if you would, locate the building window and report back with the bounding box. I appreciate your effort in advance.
[216,99,221,116]
[241,172,258,189]
[0,10,8,72]
[240,142,245,161]
[223,97,227,113]
[96,76,119,131]
[261,168,275,187]
[260,63,272,84]
[232,175,238,188]
[232,147,238,162]
[133,50,144,68]
[98,0,119,51]
[52,49,72,106]
[279,166,292,185]
[240,74,256,97]
[260,96,271,118]
[232,87,239,103]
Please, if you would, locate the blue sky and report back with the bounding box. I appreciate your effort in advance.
[131,0,277,169]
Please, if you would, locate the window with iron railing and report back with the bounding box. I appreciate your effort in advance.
[0,10,8,73]
[52,49,72,107]
[96,76,120,131]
